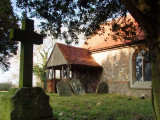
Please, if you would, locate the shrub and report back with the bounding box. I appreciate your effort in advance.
[0,82,13,91]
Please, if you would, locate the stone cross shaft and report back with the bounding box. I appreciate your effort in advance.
[10,19,43,88]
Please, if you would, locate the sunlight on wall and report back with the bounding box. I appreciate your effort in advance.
[92,47,130,66]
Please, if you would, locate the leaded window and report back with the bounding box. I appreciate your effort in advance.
[135,50,152,82]
[144,52,152,81]
[136,52,143,81]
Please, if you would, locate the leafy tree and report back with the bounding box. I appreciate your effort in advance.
[0,0,19,71]
[16,0,125,44]
[33,37,55,91]
[33,49,48,91]
[16,0,160,119]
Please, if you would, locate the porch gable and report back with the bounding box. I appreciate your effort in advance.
[46,44,68,68]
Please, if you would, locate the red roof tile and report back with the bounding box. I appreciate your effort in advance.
[57,43,102,68]
[82,14,145,51]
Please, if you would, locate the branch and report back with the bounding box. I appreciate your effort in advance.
[120,0,150,31]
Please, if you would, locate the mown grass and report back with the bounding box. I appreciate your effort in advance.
[49,93,154,120]
[0,92,153,120]
[0,91,7,97]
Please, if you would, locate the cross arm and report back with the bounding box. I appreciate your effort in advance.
[10,29,43,45]
[10,28,25,42]
[32,33,43,45]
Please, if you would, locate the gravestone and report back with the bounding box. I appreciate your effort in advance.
[0,87,53,120]
[96,82,108,94]
[0,19,54,120]
[70,78,85,95]
[56,82,72,96]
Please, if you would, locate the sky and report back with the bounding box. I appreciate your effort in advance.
[0,0,85,86]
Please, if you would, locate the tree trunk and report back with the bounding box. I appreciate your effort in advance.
[151,3,160,119]
[120,0,160,119]
[152,54,160,120]
[152,8,160,119]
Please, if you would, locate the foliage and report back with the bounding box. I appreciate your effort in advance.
[49,93,153,120]
[16,0,126,44]
[33,65,47,89]
[0,91,7,97]
[0,82,13,91]
[0,0,19,71]
[33,50,48,90]
[15,0,158,49]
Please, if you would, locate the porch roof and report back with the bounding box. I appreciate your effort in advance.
[46,43,102,69]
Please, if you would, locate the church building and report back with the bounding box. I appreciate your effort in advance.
[45,14,152,97]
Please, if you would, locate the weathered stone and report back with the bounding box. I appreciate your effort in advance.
[0,87,53,120]
[57,82,72,96]
[140,96,145,99]
[96,82,108,94]
[127,97,132,100]
[70,78,85,95]
[10,19,43,88]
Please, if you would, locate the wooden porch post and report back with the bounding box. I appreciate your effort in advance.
[62,65,64,79]
[60,69,62,79]
[47,69,50,79]
[67,70,69,78]
[51,67,54,79]
[67,64,71,78]
[53,69,56,79]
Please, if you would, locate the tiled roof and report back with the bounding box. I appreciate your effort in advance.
[57,43,102,68]
[82,14,145,51]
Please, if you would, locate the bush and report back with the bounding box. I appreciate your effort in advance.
[0,82,13,91]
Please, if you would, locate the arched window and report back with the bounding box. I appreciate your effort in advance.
[135,49,152,82]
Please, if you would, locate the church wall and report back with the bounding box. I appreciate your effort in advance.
[91,46,151,97]
[92,47,131,82]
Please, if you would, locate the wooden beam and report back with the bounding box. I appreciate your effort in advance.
[54,70,56,79]
[62,66,64,79]
[60,69,62,79]
[52,67,54,79]
[47,69,50,79]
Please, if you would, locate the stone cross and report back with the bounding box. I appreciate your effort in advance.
[10,19,43,88]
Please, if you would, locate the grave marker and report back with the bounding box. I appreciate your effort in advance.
[10,18,43,88]
[70,78,85,95]
[57,82,72,96]
[96,82,108,94]
[0,19,53,120]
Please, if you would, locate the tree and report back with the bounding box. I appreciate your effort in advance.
[16,0,125,44]
[33,36,55,91]
[16,0,160,119]
[119,1,160,119]
[0,0,19,71]
[33,50,48,91]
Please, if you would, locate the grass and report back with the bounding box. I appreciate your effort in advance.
[49,93,154,120]
[0,91,153,120]
[0,91,7,97]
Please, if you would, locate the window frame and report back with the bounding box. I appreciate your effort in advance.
[130,47,152,89]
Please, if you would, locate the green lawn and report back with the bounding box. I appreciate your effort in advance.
[0,91,7,97]
[49,93,154,120]
[0,91,154,120]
